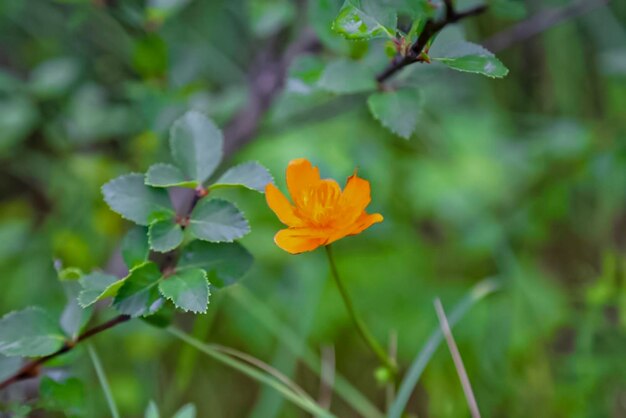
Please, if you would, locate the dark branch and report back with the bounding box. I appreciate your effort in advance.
[0,314,131,390]
[376,4,488,84]
[223,28,320,156]
[482,0,610,53]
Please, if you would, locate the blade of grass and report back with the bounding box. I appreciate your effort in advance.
[209,343,315,404]
[166,326,335,418]
[387,278,500,418]
[229,286,384,418]
[434,298,481,418]
[87,343,120,418]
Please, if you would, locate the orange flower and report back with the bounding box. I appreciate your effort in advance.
[265,158,383,254]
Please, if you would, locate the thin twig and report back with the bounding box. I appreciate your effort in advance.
[434,298,481,418]
[0,314,131,391]
[483,0,610,53]
[376,3,488,84]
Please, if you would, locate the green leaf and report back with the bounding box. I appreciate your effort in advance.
[60,281,92,339]
[29,57,80,99]
[113,262,164,317]
[367,87,422,139]
[172,404,197,418]
[211,162,274,192]
[122,226,150,269]
[188,199,250,243]
[0,307,66,357]
[78,271,125,308]
[133,34,168,79]
[318,59,377,94]
[0,354,23,381]
[0,96,39,153]
[170,110,224,184]
[177,241,253,288]
[39,377,85,416]
[102,173,174,226]
[148,218,184,252]
[250,0,296,37]
[287,55,326,94]
[332,0,396,40]
[431,41,509,78]
[145,401,160,418]
[145,163,197,188]
[159,268,210,313]
[147,0,192,23]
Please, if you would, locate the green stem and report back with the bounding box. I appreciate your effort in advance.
[87,344,120,418]
[166,327,336,418]
[325,245,397,374]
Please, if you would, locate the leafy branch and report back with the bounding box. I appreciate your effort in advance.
[376,0,488,84]
[0,314,130,390]
[0,27,318,392]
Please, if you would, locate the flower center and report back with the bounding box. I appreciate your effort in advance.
[295,180,341,227]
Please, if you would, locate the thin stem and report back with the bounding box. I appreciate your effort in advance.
[434,298,481,418]
[87,344,121,418]
[167,327,335,418]
[324,245,397,374]
[230,287,384,418]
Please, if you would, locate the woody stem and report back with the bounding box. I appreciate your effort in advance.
[325,245,398,375]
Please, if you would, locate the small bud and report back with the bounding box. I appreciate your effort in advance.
[374,366,393,385]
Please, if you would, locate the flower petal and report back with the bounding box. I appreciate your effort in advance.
[266,183,302,227]
[348,212,384,236]
[274,228,326,254]
[326,212,383,244]
[286,158,320,200]
[340,170,372,224]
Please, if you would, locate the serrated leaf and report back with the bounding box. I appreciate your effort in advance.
[367,87,422,139]
[0,307,66,357]
[148,218,183,252]
[431,41,509,78]
[0,354,22,381]
[211,162,274,192]
[188,199,250,243]
[170,111,223,184]
[113,262,164,317]
[172,404,197,418]
[318,59,377,94]
[78,271,125,308]
[60,281,92,339]
[102,173,174,226]
[145,400,160,418]
[122,226,150,269]
[159,269,209,313]
[177,241,253,288]
[332,0,396,40]
[145,163,197,188]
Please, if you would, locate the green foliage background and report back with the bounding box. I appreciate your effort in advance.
[1,0,626,417]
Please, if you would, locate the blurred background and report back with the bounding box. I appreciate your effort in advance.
[1,0,626,417]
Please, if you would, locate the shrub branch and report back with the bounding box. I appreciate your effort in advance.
[376,2,488,84]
